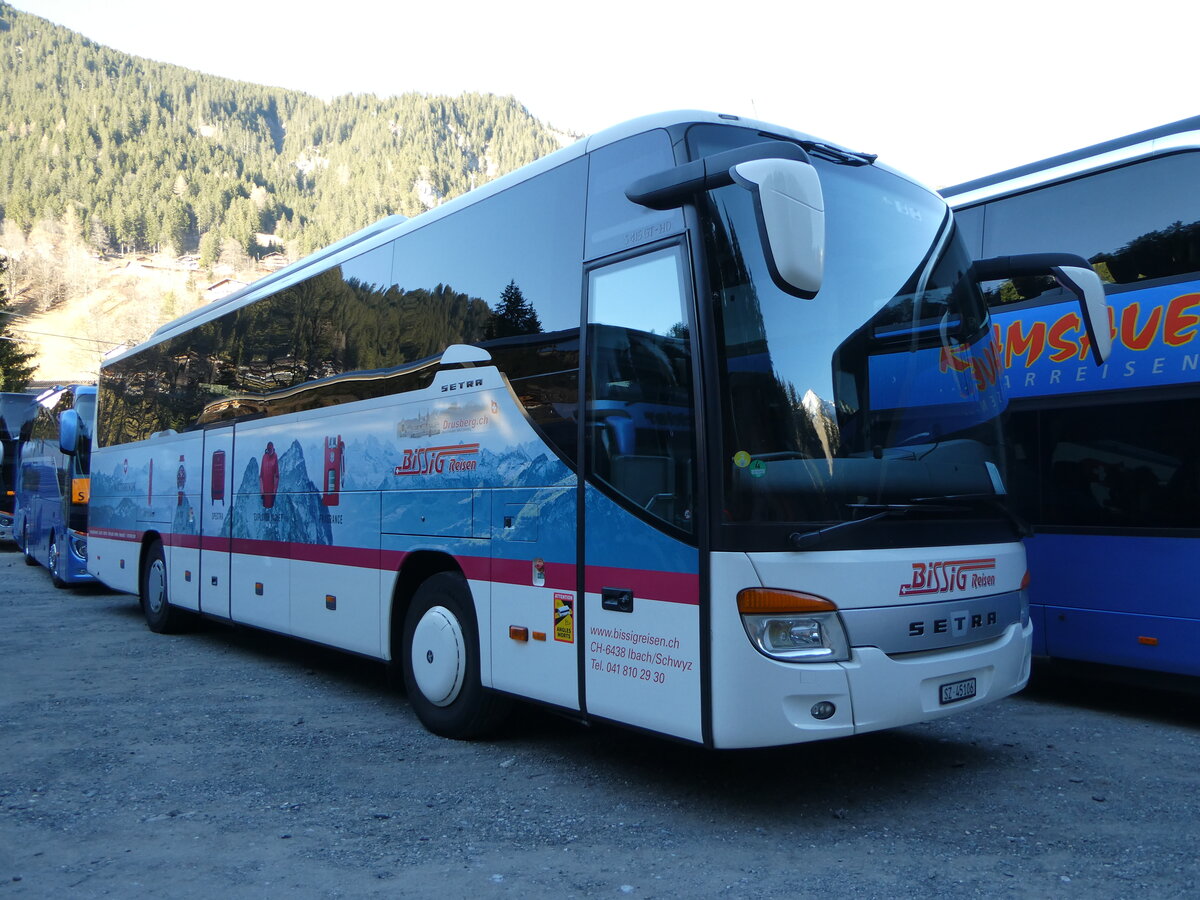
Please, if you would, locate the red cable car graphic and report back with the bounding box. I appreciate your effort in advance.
[260,442,280,509]
[322,435,344,507]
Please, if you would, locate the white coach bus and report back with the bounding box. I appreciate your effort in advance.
[88,112,1108,747]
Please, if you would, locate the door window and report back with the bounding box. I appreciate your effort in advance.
[586,248,696,534]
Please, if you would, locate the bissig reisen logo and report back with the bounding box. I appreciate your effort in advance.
[393,444,480,476]
[899,558,997,596]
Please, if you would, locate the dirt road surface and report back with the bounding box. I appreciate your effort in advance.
[2,546,1197,898]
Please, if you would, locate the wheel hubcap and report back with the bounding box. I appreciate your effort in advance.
[411,606,466,707]
[49,538,59,575]
[146,560,167,615]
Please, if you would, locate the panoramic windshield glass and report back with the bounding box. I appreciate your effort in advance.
[690,125,1008,533]
[72,393,96,477]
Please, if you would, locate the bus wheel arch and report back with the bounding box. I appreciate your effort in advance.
[387,551,462,672]
[139,534,186,634]
[396,564,510,739]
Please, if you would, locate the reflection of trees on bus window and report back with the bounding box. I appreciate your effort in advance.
[98,157,589,470]
[1091,219,1200,284]
[485,281,542,339]
[954,151,1200,305]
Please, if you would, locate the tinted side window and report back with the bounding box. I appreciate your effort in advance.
[974,152,1200,303]
[98,242,410,445]
[953,206,985,259]
[391,156,588,466]
[584,129,683,261]
[98,159,589,459]
[1008,397,1200,529]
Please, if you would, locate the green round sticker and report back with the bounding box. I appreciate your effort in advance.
[749,459,767,478]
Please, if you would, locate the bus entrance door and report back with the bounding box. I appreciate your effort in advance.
[580,247,703,742]
[199,430,233,619]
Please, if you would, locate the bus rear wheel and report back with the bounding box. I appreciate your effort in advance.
[140,540,187,634]
[22,526,37,566]
[401,572,510,739]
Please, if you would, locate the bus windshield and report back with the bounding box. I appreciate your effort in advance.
[691,126,1007,532]
[72,392,96,477]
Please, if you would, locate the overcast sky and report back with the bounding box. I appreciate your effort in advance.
[10,0,1196,188]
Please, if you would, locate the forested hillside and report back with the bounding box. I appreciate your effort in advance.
[0,2,566,257]
[0,3,572,383]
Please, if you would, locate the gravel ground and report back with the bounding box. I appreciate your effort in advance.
[2,544,1198,899]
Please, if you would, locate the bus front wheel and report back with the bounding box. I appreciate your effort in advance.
[48,532,67,588]
[140,541,187,634]
[401,572,510,739]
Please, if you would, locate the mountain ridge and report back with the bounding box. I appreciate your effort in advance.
[0,2,576,382]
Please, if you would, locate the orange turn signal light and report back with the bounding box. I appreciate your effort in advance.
[737,588,837,615]
[509,626,529,642]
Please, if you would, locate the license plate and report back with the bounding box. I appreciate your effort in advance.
[939,677,977,705]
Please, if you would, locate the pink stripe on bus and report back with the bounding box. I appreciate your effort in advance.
[91,529,698,602]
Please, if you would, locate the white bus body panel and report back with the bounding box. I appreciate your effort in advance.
[197,429,233,618]
[583,592,702,741]
[490,581,580,709]
[709,545,1032,749]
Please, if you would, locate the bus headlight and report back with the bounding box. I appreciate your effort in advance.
[69,530,88,560]
[737,588,850,662]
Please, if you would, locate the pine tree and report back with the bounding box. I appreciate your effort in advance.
[0,255,38,391]
[485,280,542,339]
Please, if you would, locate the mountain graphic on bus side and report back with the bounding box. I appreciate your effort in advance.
[226,440,333,546]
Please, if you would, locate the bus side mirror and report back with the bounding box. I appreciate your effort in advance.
[1051,264,1112,364]
[58,409,81,456]
[971,253,1111,365]
[625,140,824,298]
[730,159,825,299]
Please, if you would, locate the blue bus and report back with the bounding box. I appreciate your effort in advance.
[15,384,97,586]
[1,391,37,543]
[943,116,1200,680]
[88,112,1106,746]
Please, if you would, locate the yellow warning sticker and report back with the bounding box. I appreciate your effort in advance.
[553,592,574,643]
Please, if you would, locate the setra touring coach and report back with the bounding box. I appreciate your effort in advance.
[87,112,1109,747]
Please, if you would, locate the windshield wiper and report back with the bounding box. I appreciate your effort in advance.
[800,141,878,166]
[789,504,920,550]
[788,494,1026,551]
[912,492,1032,538]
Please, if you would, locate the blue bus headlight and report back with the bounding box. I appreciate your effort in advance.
[69,530,88,560]
[737,589,850,662]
